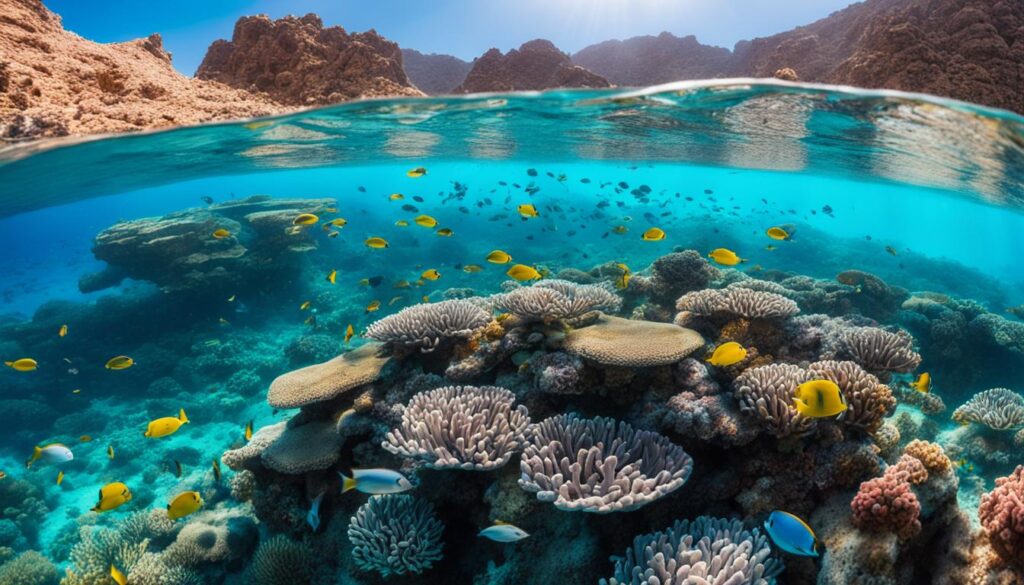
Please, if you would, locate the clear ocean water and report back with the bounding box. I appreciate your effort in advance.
[0,80,1022,584]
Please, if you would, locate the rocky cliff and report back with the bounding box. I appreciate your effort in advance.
[455,39,610,93]
[0,0,282,140]
[573,32,733,86]
[401,49,472,95]
[196,13,423,105]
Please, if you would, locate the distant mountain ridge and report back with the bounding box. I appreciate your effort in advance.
[454,39,610,94]
[401,49,472,95]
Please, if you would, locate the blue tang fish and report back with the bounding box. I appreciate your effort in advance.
[478,521,530,543]
[339,468,413,495]
[306,492,324,532]
[764,510,821,557]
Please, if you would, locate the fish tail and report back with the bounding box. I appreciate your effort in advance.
[179,409,189,424]
[3,361,10,367]
[339,472,357,493]
[25,446,41,468]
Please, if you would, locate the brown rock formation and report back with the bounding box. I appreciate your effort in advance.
[573,32,733,86]
[0,0,282,140]
[455,39,610,93]
[196,13,423,105]
[401,49,472,95]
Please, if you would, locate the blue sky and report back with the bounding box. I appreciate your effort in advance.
[48,0,857,76]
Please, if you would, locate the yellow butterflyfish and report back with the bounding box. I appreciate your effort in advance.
[421,269,441,281]
[366,300,381,312]
[706,342,747,367]
[5,358,37,372]
[406,166,427,178]
[167,491,203,521]
[326,270,337,284]
[486,250,513,264]
[59,324,68,337]
[144,409,189,439]
[641,227,666,241]
[793,380,847,418]
[506,264,542,282]
[910,372,931,394]
[389,193,405,201]
[212,228,231,239]
[517,204,539,218]
[92,482,132,512]
[365,237,389,249]
[344,324,355,343]
[766,226,790,241]
[293,213,319,226]
[414,215,438,228]
[105,356,133,370]
[708,248,745,266]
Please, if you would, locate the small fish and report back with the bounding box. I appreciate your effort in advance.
[793,380,847,418]
[406,167,427,178]
[765,245,777,251]
[1005,305,1024,319]
[212,459,222,483]
[706,342,747,367]
[218,318,230,326]
[327,230,340,238]
[327,218,347,227]
[243,120,273,130]
[107,445,115,460]
[212,228,231,239]
[56,470,64,485]
[105,356,134,370]
[479,521,530,543]
[344,324,355,344]
[339,469,414,494]
[395,220,409,227]
[708,248,745,266]
[59,324,68,337]
[365,237,389,249]
[26,444,73,468]
[173,460,182,478]
[463,264,484,273]
[393,280,412,289]
[766,226,790,241]
[4,358,37,372]
[92,482,132,513]
[72,388,81,394]
[910,372,931,394]
[144,409,189,438]
[885,246,898,256]
[300,301,312,310]
[388,296,404,306]
[611,225,629,234]
[366,300,381,312]
[421,269,441,281]
[436,227,454,237]
[517,204,539,218]
[506,264,542,282]
[614,263,631,290]
[293,213,319,226]
[764,511,821,557]
[167,491,203,520]
[79,435,92,443]
[421,295,430,303]
[486,250,513,264]
[325,207,338,213]
[414,214,438,228]
[326,269,337,284]
[641,227,666,241]
[110,564,128,585]
[389,193,405,201]
[227,295,236,302]
[244,420,253,442]
[307,492,325,532]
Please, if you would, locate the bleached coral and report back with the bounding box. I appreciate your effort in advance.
[365,299,491,352]
[952,388,1024,431]
[348,495,444,577]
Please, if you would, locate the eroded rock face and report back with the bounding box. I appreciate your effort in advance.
[401,49,472,95]
[573,32,733,86]
[0,0,281,140]
[196,13,423,105]
[455,39,611,94]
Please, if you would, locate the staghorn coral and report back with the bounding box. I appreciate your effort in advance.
[267,342,389,409]
[675,287,799,323]
[245,535,314,585]
[600,516,783,585]
[0,551,59,585]
[850,456,925,541]
[952,388,1024,431]
[733,363,815,438]
[978,465,1024,566]
[808,360,895,432]
[492,279,621,323]
[839,327,921,375]
[348,495,444,577]
[260,420,342,474]
[518,414,693,513]
[365,299,491,352]
[562,314,704,367]
[383,385,530,470]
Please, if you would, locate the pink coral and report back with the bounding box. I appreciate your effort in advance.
[978,465,1024,565]
[851,456,925,541]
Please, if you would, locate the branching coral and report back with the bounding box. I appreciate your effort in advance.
[518,414,693,513]
[563,315,704,367]
[383,385,530,470]
[493,279,621,323]
[0,551,59,585]
[979,465,1024,565]
[600,516,783,585]
[952,388,1024,430]
[839,327,921,374]
[850,456,926,541]
[246,535,314,585]
[348,495,444,577]
[365,299,490,352]
[675,287,799,323]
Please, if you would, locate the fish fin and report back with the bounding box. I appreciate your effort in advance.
[25,446,41,468]
[792,398,808,413]
[340,472,357,493]
[179,409,189,423]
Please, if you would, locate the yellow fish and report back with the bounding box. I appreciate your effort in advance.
[766,226,790,241]
[212,459,222,483]
[642,227,666,241]
[5,358,37,372]
[395,220,410,227]
[365,237,389,249]
[293,213,319,226]
[414,215,438,228]
[389,295,404,306]
[708,248,745,266]
[910,372,931,394]
[611,225,629,234]
[212,228,231,239]
[614,263,631,289]
[345,324,354,343]
[56,470,64,485]
[406,166,427,178]
[244,420,253,442]
[463,264,484,273]
[436,228,454,237]
[167,491,203,521]
[59,324,68,337]
[105,356,133,370]
[389,193,405,201]
[394,280,411,289]
[79,435,92,443]
[328,218,348,227]
[110,565,128,585]
[421,269,441,281]
[92,482,132,513]
[359,278,370,286]
[107,445,115,460]
[325,207,338,213]
[72,389,81,394]
[0,471,5,480]
[326,270,337,284]
[793,380,847,418]
[366,300,381,312]
[421,295,430,303]
[243,120,273,130]
[706,342,747,367]
[144,409,189,438]
[486,250,513,264]
[506,264,542,282]
[300,301,312,310]
[517,204,539,218]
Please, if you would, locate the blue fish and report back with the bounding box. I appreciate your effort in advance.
[306,492,324,532]
[339,468,413,495]
[479,522,529,543]
[764,510,820,557]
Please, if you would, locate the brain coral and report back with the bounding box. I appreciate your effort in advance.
[562,315,704,367]
[840,327,921,374]
[850,456,925,541]
[952,388,1024,430]
[519,414,693,513]
[675,287,799,322]
[260,421,341,474]
[383,385,530,470]
[600,516,783,585]
[348,495,444,577]
[267,342,389,409]
[365,299,490,352]
[493,279,621,323]
[979,465,1024,565]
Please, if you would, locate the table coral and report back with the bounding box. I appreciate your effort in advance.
[562,314,704,367]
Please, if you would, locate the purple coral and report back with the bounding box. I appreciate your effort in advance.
[675,287,799,323]
[365,299,490,352]
[979,465,1024,565]
[530,351,585,394]
[643,250,721,305]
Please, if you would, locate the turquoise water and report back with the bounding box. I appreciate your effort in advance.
[0,80,1023,584]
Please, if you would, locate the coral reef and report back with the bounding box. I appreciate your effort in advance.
[839,327,921,376]
[677,286,800,322]
[850,456,926,541]
[245,535,315,585]
[563,315,704,367]
[366,299,491,352]
[348,495,444,577]
[978,465,1024,566]
[953,388,1024,431]
[267,343,389,409]
[493,280,621,324]
[0,551,59,585]
[260,420,342,474]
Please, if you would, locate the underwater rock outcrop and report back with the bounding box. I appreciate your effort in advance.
[952,387,1024,431]
[365,299,491,352]
[348,494,444,577]
[518,414,693,513]
[563,314,704,367]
